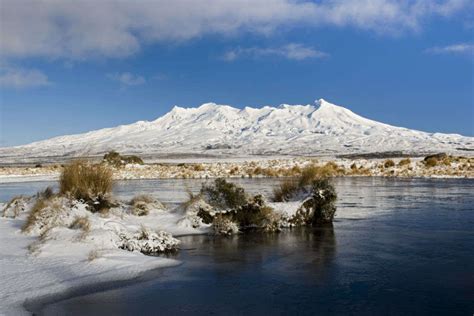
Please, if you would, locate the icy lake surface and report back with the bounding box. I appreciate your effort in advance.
[2,177,473,315]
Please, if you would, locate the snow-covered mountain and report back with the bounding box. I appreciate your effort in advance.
[1,99,472,162]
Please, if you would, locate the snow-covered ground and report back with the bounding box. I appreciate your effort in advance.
[1,99,472,163]
[0,197,210,315]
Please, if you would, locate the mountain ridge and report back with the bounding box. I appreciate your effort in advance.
[1,99,472,162]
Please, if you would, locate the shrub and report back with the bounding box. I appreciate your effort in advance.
[193,164,205,171]
[232,195,274,228]
[103,151,122,166]
[59,160,114,212]
[118,227,180,254]
[130,194,163,216]
[273,163,337,202]
[398,158,411,166]
[123,155,144,165]
[384,159,395,168]
[103,151,144,167]
[290,179,337,226]
[212,214,239,235]
[425,157,437,167]
[200,178,247,210]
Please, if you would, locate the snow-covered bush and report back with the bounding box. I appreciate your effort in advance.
[129,194,164,216]
[195,179,280,233]
[212,214,239,235]
[177,214,204,229]
[118,227,180,254]
[290,179,337,226]
[200,178,247,210]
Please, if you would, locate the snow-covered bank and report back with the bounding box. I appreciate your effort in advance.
[0,196,209,315]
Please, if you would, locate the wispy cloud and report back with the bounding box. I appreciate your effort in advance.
[223,44,328,61]
[425,43,474,55]
[0,0,471,61]
[0,66,51,88]
[107,72,146,86]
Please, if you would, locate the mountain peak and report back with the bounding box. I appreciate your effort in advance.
[1,98,471,160]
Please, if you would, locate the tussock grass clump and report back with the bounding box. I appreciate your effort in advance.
[384,159,395,168]
[69,216,91,240]
[273,178,299,202]
[103,151,144,167]
[22,196,65,233]
[193,164,205,171]
[69,216,91,232]
[273,164,336,202]
[60,161,114,212]
[130,194,163,216]
[424,157,438,168]
[2,195,28,218]
[398,158,411,166]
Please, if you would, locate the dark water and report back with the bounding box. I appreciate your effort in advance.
[3,178,473,315]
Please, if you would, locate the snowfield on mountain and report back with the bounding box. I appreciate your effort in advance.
[1,99,472,162]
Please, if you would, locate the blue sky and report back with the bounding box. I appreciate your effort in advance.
[0,0,473,147]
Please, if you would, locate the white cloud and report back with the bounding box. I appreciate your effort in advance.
[223,44,328,61]
[0,66,51,88]
[425,43,474,55]
[0,0,471,61]
[107,72,146,86]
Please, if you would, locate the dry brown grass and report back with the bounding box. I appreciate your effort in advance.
[193,164,205,171]
[22,197,64,233]
[69,216,91,232]
[384,159,395,168]
[2,195,26,218]
[60,160,114,212]
[273,163,339,202]
[273,178,299,202]
[60,160,113,200]
[130,194,158,216]
[398,158,411,166]
[69,216,91,240]
[425,157,438,168]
